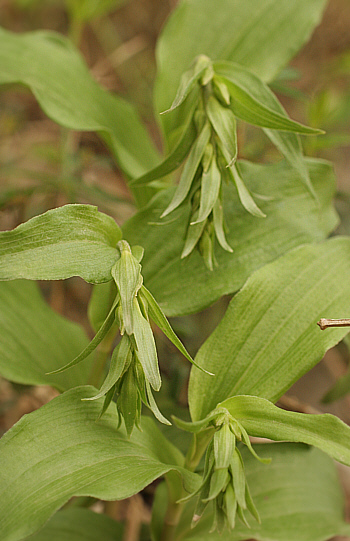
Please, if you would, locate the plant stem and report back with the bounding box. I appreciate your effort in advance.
[159,430,214,541]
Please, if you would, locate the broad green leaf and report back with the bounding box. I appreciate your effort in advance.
[0,28,159,206]
[130,114,197,187]
[132,298,161,391]
[155,0,328,140]
[123,158,337,316]
[189,237,350,421]
[221,395,350,466]
[0,386,199,541]
[194,157,221,224]
[214,62,317,196]
[48,295,119,375]
[0,204,121,283]
[0,280,92,391]
[177,444,350,541]
[161,122,211,218]
[206,95,237,165]
[27,508,123,541]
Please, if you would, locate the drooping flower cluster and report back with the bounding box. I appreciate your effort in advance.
[131,55,322,269]
[49,240,208,434]
[174,407,270,532]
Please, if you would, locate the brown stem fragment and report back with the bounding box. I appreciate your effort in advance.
[318,318,350,330]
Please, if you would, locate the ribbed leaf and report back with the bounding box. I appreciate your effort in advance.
[0,386,199,541]
[0,28,159,206]
[221,395,350,466]
[155,0,328,141]
[0,280,92,391]
[0,204,121,283]
[26,508,123,541]
[177,444,350,541]
[123,158,337,316]
[189,238,350,420]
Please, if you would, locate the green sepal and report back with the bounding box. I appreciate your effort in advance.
[228,160,266,218]
[112,240,143,336]
[161,122,212,218]
[145,380,171,426]
[224,483,237,529]
[172,411,218,433]
[230,449,247,509]
[213,196,233,253]
[129,114,197,187]
[213,423,235,470]
[97,384,117,421]
[82,334,132,402]
[140,286,213,375]
[131,245,144,263]
[118,368,139,436]
[206,95,237,165]
[47,295,119,374]
[181,211,207,258]
[132,297,161,391]
[213,77,231,106]
[237,505,250,529]
[161,55,212,114]
[192,157,221,225]
[203,468,229,502]
[245,479,261,524]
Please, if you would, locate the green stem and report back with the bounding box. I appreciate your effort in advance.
[159,430,214,541]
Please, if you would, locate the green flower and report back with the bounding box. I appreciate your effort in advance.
[48,240,210,435]
[174,407,270,532]
[131,55,322,270]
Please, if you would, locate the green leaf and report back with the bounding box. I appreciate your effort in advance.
[155,0,328,141]
[0,386,200,541]
[221,395,350,466]
[177,443,350,541]
[193,157,221,224]
[161,122,211,218]
[214,69,322,135]
[0,204,121,284]
[206,95,237,165]
[48,295,119,375]
[189,237,350,420]
[123,158,337,316]
[0,280,92,391]
[0,28,159,206]
[132,298,161,391]
[214,62,318,196]
[26,508,123,541]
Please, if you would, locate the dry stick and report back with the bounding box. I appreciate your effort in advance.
[318,318,350,330]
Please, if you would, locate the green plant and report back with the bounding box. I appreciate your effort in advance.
[1,1,350,540]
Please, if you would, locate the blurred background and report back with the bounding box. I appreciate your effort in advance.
[0,0,350,536]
